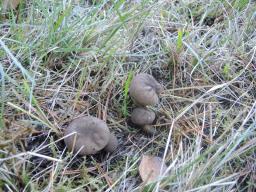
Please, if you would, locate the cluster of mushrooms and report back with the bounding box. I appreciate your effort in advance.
[64,73,163,155]
[129,73,163,134]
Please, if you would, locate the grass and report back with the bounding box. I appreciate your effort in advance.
[0,0,255,191]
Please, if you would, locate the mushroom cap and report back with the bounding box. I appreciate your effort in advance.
[129,73,163,106]
[64,116,110,155]
[104,133,118,153]
[131,107,156,125]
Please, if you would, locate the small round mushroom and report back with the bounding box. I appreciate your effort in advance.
[129,73,163,106]
[131,107,157,134]
[131,107,156,125]
[64,116,117,155]
[104,133,118,153]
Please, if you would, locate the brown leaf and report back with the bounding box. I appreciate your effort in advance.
[2,0,20,12]
[139,155,167,184]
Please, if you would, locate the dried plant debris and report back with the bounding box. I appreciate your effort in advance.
[139,155,167,184]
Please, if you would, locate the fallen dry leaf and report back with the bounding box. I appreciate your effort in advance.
[2,0,20,12]
[139,155,167,184]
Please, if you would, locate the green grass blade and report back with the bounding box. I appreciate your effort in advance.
[0,64,5,129]
[177,29,183,52]
[0,39,33,83]
[122,71,133,117]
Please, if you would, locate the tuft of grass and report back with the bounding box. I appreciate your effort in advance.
[122,71,133,117]
[234,0,249,11]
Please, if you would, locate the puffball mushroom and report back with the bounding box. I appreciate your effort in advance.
[131,107,156,125]
[104,133,118,153]
[131,107,156,134]
[129,73,163,106]
[64,116,118,155]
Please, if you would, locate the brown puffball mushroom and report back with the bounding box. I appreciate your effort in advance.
[129,73,163,106]
[64,116,117,155]
[104,133,118,153]
[131,107,156,125]
[131,107,157,134]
